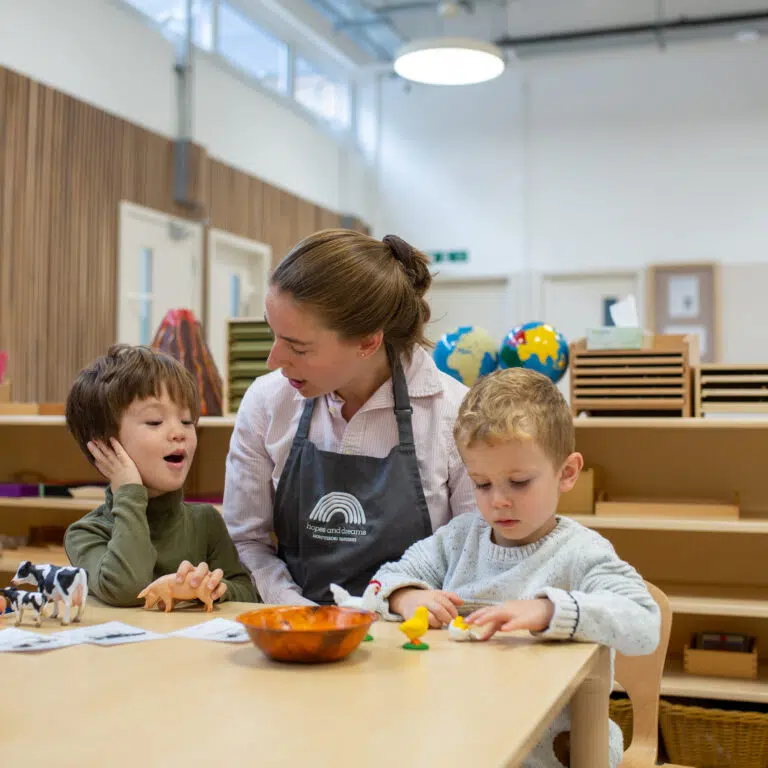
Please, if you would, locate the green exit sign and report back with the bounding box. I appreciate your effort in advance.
[428,250,469,264]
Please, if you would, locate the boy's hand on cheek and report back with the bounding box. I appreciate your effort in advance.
[88,437,143,491]
[466,598,555,639]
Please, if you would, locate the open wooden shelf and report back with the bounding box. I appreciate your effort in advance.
[0,497,97,512]
[613,658,768,704]
[568,514,768,534]
[0,415,237,428]
[668,595,768,619]
[6,413,768,430]
[0,545,69,574]
[574,416,768,429]
[660,657,768,704]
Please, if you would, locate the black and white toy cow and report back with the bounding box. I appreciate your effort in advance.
[1,587,48,627]
[12,561,88,625]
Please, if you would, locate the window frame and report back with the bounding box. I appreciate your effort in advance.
[114,0,357,145]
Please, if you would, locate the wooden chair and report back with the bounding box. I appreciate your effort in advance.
[615,581,684,768]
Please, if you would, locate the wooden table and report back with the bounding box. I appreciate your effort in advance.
[1,601,611,767]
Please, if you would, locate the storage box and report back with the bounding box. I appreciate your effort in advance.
[683,645,758,680]
[0,484,39,498]
[594,497,739,520]
[557,467,602,515]
[586,327,653,350]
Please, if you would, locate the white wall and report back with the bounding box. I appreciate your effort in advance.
[0,0,374,222]
[377,39,768,352]
[377,74,526,275]
[527,42,768,273]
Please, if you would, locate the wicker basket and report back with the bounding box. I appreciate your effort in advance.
[609,697,633,749]
[659,700,768,768]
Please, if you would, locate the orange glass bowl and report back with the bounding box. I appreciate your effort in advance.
[237,605,377,663]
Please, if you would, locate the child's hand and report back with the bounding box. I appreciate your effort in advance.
[88,438,142,491]
[466,598,555,639]
[175,561,227,601]
[389,587,463,628]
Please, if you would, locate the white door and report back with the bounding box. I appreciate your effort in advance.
[539,272,640,400]
[118,202,203,345]
[426,277,512,345]
[207,229,271,378]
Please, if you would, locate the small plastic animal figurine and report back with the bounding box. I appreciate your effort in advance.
[399,606,430,651]
[1,587,48,627]
[12,561,88,625]
[0,593,6,617]
[137,571,218,612]
[448,615,484,642]
[329,580,381,641]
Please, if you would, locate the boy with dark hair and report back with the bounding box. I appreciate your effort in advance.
[64,344,257,607]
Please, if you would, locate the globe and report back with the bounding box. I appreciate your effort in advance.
[499,322,569,384]
[433,326,499,386]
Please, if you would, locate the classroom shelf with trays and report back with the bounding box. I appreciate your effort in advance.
[559,417,768,705]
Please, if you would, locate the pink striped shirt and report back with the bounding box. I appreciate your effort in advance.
[222,346,476,604]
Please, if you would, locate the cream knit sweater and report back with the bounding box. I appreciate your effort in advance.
[373,514,661,768]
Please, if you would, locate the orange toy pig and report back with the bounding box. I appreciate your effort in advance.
[137,571,218,612]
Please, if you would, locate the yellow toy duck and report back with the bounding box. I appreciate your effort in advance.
[398,606,430,651]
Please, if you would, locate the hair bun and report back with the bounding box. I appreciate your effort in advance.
[383,234,432,297]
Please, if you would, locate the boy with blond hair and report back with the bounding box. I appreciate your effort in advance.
[372,368,660,768]
[64,345,257,607]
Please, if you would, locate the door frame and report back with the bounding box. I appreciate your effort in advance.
[533,269,645,328]
[205,227,272,329]
[205,228,272,398]
[117,201,204,343]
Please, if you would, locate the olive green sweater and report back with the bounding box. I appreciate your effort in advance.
[64,484,258,607]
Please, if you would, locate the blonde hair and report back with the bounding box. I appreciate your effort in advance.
[270,229,432,359]
[454,368,574,467]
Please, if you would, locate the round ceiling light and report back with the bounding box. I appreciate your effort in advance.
[393,37,505,86]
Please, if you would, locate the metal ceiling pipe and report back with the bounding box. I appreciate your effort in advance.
[493,9,768,50]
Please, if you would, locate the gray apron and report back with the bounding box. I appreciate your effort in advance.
[274,349,432,604]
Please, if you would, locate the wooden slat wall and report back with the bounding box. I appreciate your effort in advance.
[207,157,346,269]
[0,66,369,402]
[0,66,207,403]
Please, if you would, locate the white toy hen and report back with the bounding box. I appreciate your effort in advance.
[330,580,381,642]
[329,580,381,612]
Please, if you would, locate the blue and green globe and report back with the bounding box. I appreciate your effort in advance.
[433,326,499,386]
[499,322,569,384]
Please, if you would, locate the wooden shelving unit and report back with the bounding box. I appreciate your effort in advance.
[1,414,766,707]
[226,317,273,414]
[566,417,768,705]
[0,416,235,581]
